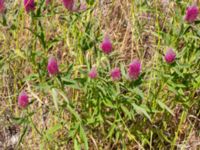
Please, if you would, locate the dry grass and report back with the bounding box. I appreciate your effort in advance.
[0,0,200,149]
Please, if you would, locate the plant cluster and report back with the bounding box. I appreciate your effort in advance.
[0,0,200,149]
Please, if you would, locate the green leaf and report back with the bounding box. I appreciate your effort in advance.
[44,124,62,141]
[107,123,116,138]
[74,138,81,150]
[58,90,81,121]
[68,123,79,138]
[51,88,59,111]
[15,49,26,59]
[97,85,107,96]
[133,88,144,99]
[132,103,151,121]
[61,78,81,90]
[167,85,178,95]
[17,125,28,147]
[23,74,39,81]
[86,0,95,5]
[79,125,89,150]
[120,63,127,78]
[103,99,116,108]
[157,100,175,116]
[121,105,132,119]
[64,63,74,78]
[173,67,184,78]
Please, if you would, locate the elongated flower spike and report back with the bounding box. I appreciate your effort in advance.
[89,67,97,79]
[165,48,176,64]
[24,0,35,12]
[128,59,141,80]
[63,0,74,11]
[101,36,112,54]
[0,0,5,13]
[184,5,199,23]
[18,91,29,108]
[110,68,121,81]
[47,57,59,75]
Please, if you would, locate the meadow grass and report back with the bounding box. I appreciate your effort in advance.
[0,0,200,149]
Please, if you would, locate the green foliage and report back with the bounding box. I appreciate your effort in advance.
[0,0,200,149]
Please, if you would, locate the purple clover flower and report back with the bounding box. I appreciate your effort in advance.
[24,0,35,12]
[110,68,121,81]
[63,0,74,11]
[18,91,29,108]
[128,59,141,80]
[184,5,199,23]
[46,0,51,5]
[101,36,112,54]
[89,67,97,79]
[164,48,176,64]
[0,0,5,13]
[47,57,59,75]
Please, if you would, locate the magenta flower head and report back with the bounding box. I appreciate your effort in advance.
[128,59,141,80]
[184,5,199,23]
[101,36,113,54]
[0,0,5,13]
[24,0,35,12]
[63,0,74,11]
[89,67,97,79]
[164,48,176,64]
[18,91,29,108]
[46,0,51,5]
[110,68,121,81]
[47,57,59,75]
